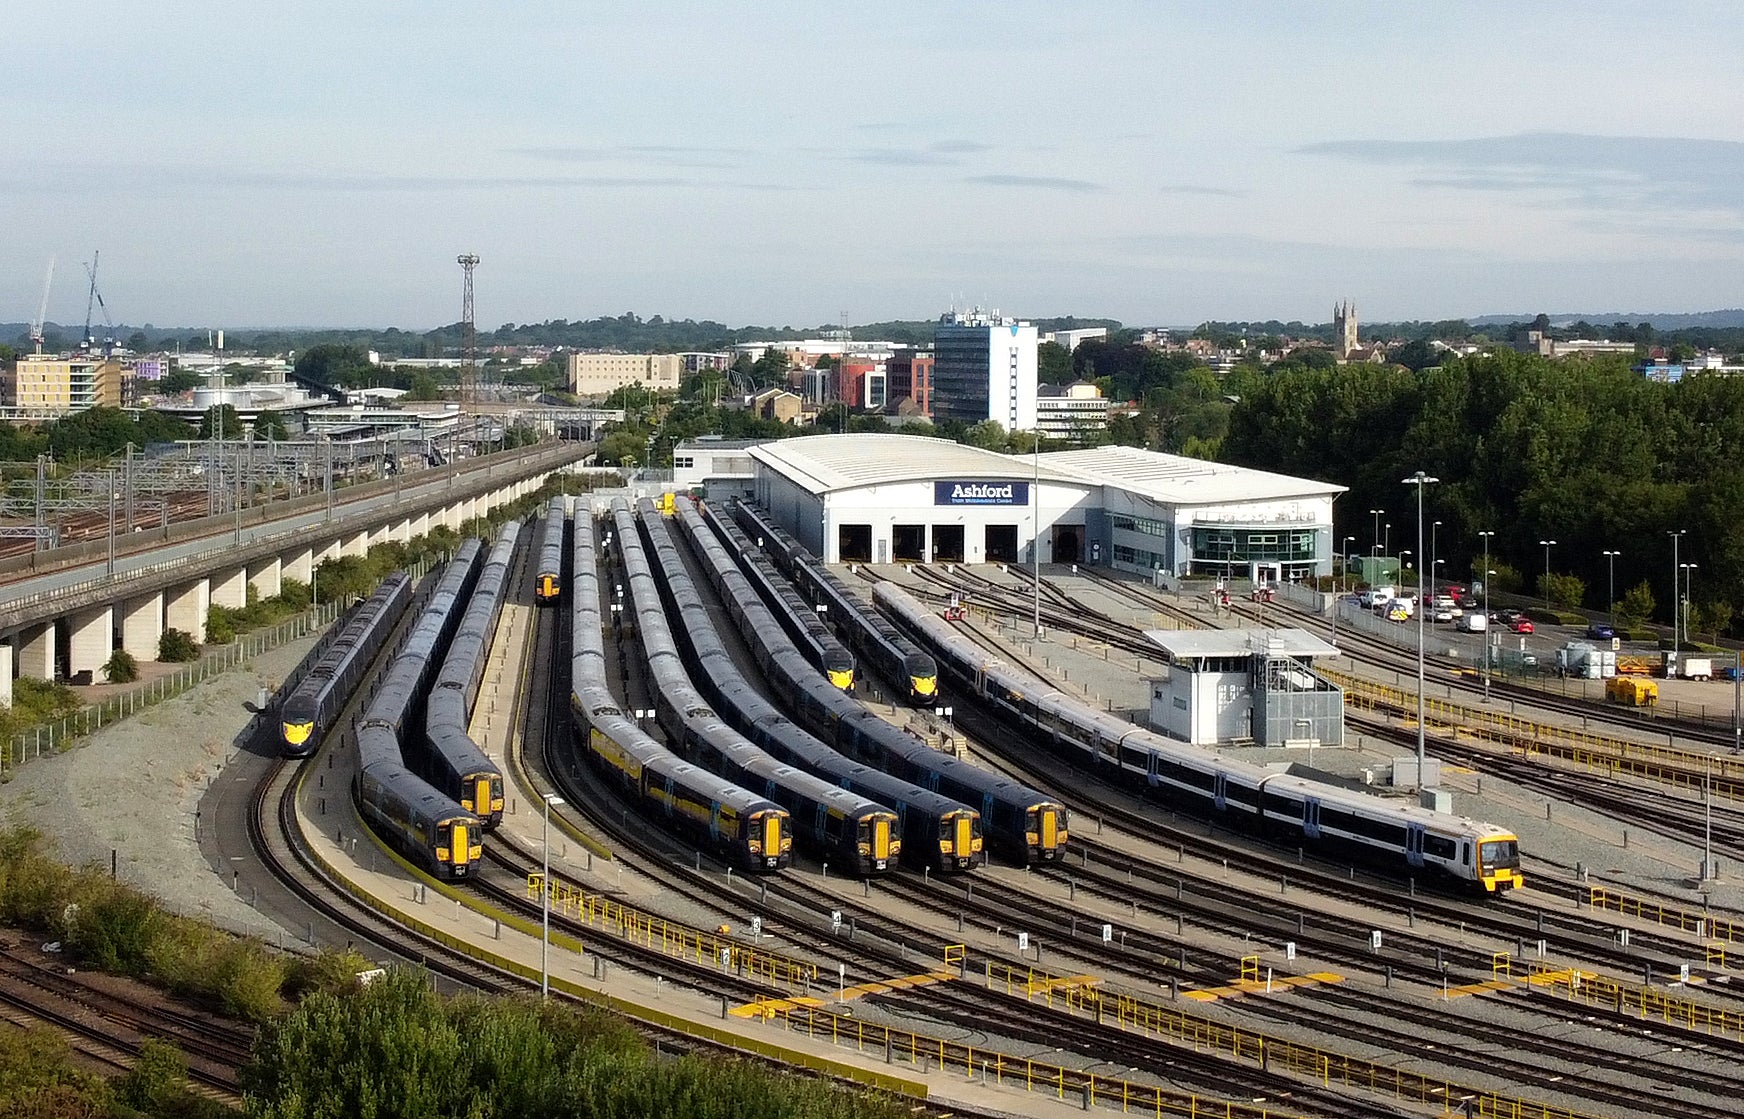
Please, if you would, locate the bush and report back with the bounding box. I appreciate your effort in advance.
[205,605,237,644]
[102,649,139,684]
[209,937,288,1023]
[277,578,313,611]
[158,628,201,662]
[67,879,162,974]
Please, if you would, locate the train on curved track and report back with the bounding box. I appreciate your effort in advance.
[613,500,901,874]
[354,541,485,880]
[674,495,1065,865]
[642,499,984,871]
[732,499,938,703]
[420,524,518,827]
[279,572,412,757]
[875,581,1524,893]
[569,501,794,872]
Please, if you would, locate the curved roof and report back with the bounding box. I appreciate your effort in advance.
[749,433,1084,495]
[1039,445,1345,506]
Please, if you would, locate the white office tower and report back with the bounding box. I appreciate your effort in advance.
[931,310,1038,431]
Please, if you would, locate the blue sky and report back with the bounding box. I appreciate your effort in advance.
[7,1,1743,330]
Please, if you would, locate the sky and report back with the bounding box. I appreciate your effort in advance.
[7,1,1744,331]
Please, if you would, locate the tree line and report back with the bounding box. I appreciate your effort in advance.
[1222,349,1743,634]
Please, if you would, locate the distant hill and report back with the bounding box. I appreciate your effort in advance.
[1470,310,1744,330]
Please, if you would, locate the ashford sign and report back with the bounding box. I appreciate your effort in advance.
[934,480,1030,506]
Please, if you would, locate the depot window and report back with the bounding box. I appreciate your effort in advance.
[1192,526,1316,563]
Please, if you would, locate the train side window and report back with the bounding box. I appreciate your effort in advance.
[1462,842,1471,866]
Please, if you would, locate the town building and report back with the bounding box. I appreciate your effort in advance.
[1041,327,1108,351]
[1,354,122,413]
[885,348,934,417]
[565,353,682,398]
[1035,381,1110,443]
[747,433,1341,579]
[931,310,1038,432]
[671,436,761,501]
[833,359,888,410]
[1332,301,1359,360]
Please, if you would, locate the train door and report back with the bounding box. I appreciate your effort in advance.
[473,777,491,818]
[1212,772,1227,811]
[660,776,676,817]
[953,815,973,863]
[450,822,469,874]
[1145,752,1161,788]
[1039,806,1060,851]
[762,814,783,865]
[1405,824,1425,868]
[1302,798,1321,840]
[872,817,892,864]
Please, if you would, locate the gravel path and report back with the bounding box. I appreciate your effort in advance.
[0,635,321,942]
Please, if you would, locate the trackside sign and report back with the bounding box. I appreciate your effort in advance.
[934,480,1029,506]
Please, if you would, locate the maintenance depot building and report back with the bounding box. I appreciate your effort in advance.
[737,434,1343,584]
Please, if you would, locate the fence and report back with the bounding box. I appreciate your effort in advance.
[2,601,345,774]
[972,960,1607,1119]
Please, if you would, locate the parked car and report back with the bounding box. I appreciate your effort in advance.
[1586,622,1616,641]
[1492,608,1524,626]
[1456,612,1488,634]
[1431,604,1456,623]
[1457,595,1480,611]
[1509,617,1536,634]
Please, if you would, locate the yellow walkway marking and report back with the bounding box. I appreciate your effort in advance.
[730,969,956,1017]
[1183,972,1343,1002]
[1444,968,1599,999]
[1442,978,1516,998]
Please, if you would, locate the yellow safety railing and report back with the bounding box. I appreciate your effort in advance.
[1240,954,1260,983]
[1589,886,1744,945]
[758,1001,1312,1119]
[1528,963,1744,1042]
[529,873,815,988]
[1492,952,1511,978]
[976,961,1606,1119]
[1335,673,1744,802]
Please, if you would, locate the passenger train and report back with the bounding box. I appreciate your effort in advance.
[569,503,794,872]
[354,541,485,880]
[279,572,412,757]
[612,500,900,874]
[875,582,1524,893]
[674,496,1066,865]
[701,504,854,691]
[535,496,565,604]
[732,499,938,702]
[419,524,517,827]
[639,500,983,871]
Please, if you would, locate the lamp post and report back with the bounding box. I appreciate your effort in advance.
[1401,471,1439,786]
[1478,529,1496,704]
[1682,562,1698,645]
[1430,520,1441,606]
[1669,529,1685,651]
[1538,540,1556,611]
[1342,536,1356,591]
[541,792,564,999]
[1384,523,1392,575]
[1602,550,1621,628]
[1369,509,1384,566]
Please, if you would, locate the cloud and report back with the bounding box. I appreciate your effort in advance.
[849,147,959,166]
[510,144,751,169]
[931,140,991,154]
[1297,132,1744,216]
[6,164,804,194]
[966,174,1102,192]
[1155,184,1243,198]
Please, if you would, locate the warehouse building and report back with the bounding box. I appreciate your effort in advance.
[745,434,1343,580]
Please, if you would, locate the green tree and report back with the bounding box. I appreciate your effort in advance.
[294,343,375,387]
[962,419,1009,451]
[1037,340,1073,384]
[405,371,443,401]
[1617,579,1656,628]
[158,628,201,662]
[197,404,242,440]
[158,368,203,393]
[102,649,139,683]
[1539,572,1586,612]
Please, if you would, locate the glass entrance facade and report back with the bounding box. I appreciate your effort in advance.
[1190,525,1319,580]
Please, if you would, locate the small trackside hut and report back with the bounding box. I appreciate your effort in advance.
[1143,628,1343,750]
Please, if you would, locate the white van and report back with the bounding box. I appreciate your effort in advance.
[1456,612,1487,634]
[1359,586,1396,609]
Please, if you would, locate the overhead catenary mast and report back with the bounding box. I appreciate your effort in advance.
[458,254,479,403]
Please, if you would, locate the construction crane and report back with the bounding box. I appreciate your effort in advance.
[82,251,117,355]
[28,257,55,354]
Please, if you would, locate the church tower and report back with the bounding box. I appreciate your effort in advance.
[1332,301,1358,360]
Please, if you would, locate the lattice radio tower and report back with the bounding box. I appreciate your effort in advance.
[457,254,480,403]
